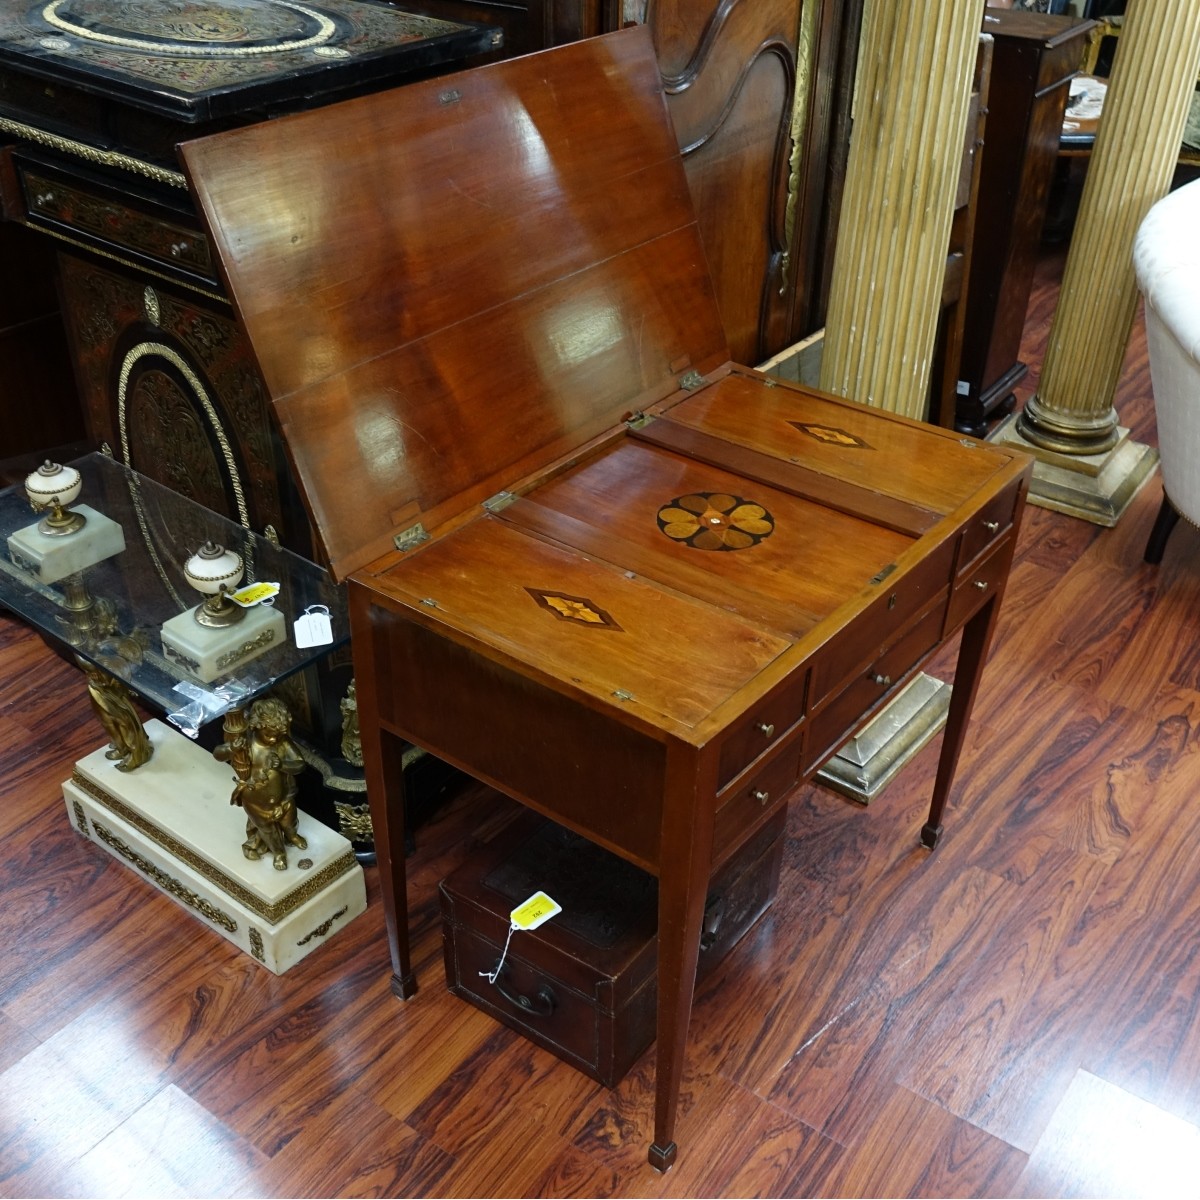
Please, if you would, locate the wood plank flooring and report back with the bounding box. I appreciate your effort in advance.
[5,243,1200,1197]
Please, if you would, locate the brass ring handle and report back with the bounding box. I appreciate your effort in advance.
[973,580,988,591]
[491,963,556,1018]
[755,721,775,738]
[983,520,1000,532]
[871,673,891,686]
[752,789,770,806]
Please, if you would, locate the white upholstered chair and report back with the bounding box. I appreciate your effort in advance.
[1133,177,1200,563]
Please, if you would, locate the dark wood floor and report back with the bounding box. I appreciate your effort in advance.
[5,243,1200,1198]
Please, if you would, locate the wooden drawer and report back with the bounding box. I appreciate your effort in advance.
[957,479,1021,571]
[805,602,945,772]
[716,666,808,788]
[946,536,1012,633]
[18,164,217,285]
[713,737,801,858]
[811,538,954,705]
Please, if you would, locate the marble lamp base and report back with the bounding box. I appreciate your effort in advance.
[161,602,285,683]
[63,719,366,974]
[6,504,125,584]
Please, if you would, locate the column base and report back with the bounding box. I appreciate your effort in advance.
[63,718,366,974]
[815,673,951,805]
[990,414,1159,527]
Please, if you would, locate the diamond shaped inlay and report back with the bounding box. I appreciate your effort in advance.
[790,422,873,449]
[526,588,623,630]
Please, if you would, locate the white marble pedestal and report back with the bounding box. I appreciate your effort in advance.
[7,505,125,583]
[161,603,285,683]
[63,719,366,973]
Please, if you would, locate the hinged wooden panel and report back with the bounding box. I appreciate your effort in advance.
[180,27,730,580]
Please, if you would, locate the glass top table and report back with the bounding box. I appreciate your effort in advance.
[0,452,346,736]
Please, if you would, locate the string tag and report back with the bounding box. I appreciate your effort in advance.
[294,604,333,648]
[229,581,280,608]
[480,890,561,983]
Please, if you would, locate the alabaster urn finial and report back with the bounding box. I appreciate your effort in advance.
[25,460,86,536]
[184,540,245,627]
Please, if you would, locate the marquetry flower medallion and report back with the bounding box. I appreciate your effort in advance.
[790,422,873,450]
[527,588,623,631]
[657,493,774,551]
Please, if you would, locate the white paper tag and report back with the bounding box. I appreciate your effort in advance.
[294,605,333,648]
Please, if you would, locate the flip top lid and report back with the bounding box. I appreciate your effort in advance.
[180,26,730,581]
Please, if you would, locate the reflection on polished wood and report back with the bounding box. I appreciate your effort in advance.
[5,256,1200,1197]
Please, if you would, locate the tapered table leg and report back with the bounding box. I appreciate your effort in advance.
[649,744,717,1171]
[922,595,999,849]
[352,586,416,998]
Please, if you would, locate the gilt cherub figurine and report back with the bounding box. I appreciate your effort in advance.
[82,662,152,772]
[215,697,307,870]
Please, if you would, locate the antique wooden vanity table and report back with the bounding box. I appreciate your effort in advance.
[180,28,1031,1170]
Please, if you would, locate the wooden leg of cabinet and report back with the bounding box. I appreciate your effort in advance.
[353,590,417,999]
[923,594,999,847]
[650,744,718,1171]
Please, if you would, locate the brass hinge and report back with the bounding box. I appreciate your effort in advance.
[625,411,653,430]
[483,491,516,513]
[679,370,705,390]
[394,523,430,552]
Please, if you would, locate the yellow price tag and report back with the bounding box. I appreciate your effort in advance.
[510,891,561,931]
[229,581,280,607]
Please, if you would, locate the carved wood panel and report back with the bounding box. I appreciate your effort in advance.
[631,0,863,366]
[633,0,798,365]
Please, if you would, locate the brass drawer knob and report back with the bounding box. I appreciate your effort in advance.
[755,721,775,738]
[983,519,1000,533]
[752,789,770,806]
[871,672,892,686]
[973,579,988,591]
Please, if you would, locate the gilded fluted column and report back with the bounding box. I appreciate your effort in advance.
[818,0,984,417]
[1016,0,1200,460]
